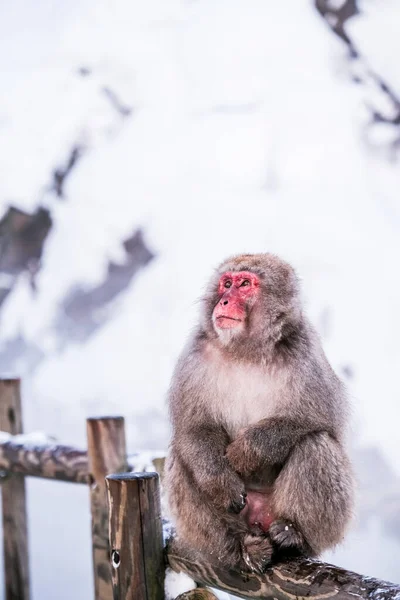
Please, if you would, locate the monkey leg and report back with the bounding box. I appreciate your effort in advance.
[165,452,243,566]
[165,453,272,573]
[241,530,273,573]
[271,431,354,556]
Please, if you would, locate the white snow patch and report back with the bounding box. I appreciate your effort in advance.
[325,13,340,28]
[326,0,347,8]
[348,0,400,98]
[164,567,196,600]
[128,450,166,473]
[0,431,54,446]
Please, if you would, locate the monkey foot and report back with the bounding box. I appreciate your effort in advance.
[269,519,307,554]
[241,533,273,574]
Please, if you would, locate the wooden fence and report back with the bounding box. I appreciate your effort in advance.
[0,378,399,600]
[0,378,145,600]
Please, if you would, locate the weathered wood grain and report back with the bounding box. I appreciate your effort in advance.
[106,472,164,600]
[0,379,30,600]
[87,417,127,600]
[106,473,148,600]
[138,472,165,599]
[167,539,400,600]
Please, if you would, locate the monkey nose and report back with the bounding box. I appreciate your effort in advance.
[222,300,228,306]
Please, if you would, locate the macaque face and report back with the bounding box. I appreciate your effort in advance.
[212,271,260,335]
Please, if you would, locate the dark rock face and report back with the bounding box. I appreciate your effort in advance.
[51,145,84,199]
[0,206,52,303]
[315,0,359,47]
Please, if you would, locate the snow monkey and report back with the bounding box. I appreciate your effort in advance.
[165,253,354,573]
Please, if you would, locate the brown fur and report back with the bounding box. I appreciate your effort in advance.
[165,253,354,572]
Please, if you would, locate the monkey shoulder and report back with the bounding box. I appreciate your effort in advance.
[287,335,349,433]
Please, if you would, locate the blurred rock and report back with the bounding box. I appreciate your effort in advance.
[0,205,52,301]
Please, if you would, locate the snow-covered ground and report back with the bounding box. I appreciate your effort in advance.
[0,1,400,598]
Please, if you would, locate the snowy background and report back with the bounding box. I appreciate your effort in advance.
[0,0,400,598]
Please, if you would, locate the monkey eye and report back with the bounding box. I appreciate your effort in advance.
[240,279,250,287]
[224,280,232,289]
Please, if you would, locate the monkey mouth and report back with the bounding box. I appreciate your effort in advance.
[216,316,241,322]
[215,315,242,329]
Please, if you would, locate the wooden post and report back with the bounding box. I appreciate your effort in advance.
[0,378,30,600]
[87,417,127,600]
[106,472,165,600]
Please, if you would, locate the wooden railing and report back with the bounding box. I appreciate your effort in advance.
[0,378,399,600]
[0,378,160,600]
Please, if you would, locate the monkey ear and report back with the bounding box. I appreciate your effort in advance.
[270,312,286,342]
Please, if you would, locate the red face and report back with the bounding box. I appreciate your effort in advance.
[213,271,260,330]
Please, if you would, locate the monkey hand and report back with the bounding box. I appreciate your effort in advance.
[205,466,247,514]
[225,433,262,477]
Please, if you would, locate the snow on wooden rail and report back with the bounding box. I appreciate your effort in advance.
[0,432,90,483]
[0,432,165,484]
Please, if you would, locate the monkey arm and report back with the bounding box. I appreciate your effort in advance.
[226,417,331,477]
[174,423,247,513]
